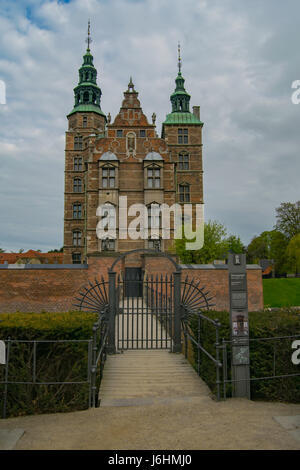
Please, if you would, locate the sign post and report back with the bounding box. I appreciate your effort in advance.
[228,253,250,399]
[0,340,5,365]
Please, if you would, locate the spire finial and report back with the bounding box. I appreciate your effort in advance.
[178,42,182,74]
[128,76,135,92]
[86,19,92,51]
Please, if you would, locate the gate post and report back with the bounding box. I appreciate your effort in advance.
[173,270,182,353]
[107,270,117,354]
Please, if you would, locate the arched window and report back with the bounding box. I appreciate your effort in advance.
[72,230,82,247]
[73,203,82,219]
[73,178,82,193]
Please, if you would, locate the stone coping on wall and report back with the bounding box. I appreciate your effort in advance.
[0,263,261,270]
[0,264,89,269]
[180,264,262,270]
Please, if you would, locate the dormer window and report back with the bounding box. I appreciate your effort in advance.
[147,166,161,188]
[102,166,115,188]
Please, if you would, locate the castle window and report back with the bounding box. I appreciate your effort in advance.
[179,184,190,203]
[178,128,188,144]
[73,178,82,193]
[73,203,82,219]
[147,204,161,230]
[74,136,83,150]
[148,238,161,252]
[102,167,115,188]
[179,153,189,170]
[140,130,146,138]
[147,166,161,188]
[101,238,115,252]
[116,130,123,138]
[73,230,82,246]
[74,157,83,171]
[83,116,87,128]
[72,253,81,264]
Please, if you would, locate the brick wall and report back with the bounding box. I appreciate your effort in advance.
[0,256,263,313]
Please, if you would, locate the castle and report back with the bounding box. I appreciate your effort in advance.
[63,25,204,264]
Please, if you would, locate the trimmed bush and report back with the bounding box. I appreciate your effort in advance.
[0,312,98,418]
[188,310,300,402]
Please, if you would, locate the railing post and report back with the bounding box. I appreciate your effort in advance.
[2,338,11,419]
[215,322,221,401]
[107,270,116,354]
[173,270,182,353]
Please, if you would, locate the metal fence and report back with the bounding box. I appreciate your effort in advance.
[221,334,300,400]
[0,311,109,419]
[182,310,223,401]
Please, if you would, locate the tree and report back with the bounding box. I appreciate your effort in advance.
[48,247,63,253]
[275,201,300,240]
[246,230,289,275]
[0,248,5,253]
[175,220,243,264]
[286,233,300,275]
[225,235,245,254]
[246,235,269,264]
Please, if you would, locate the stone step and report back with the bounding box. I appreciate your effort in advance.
[99,350,211,407]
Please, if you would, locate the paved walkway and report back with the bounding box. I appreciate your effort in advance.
[0,350,300,450]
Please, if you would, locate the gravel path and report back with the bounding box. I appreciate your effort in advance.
[1,396,299,450]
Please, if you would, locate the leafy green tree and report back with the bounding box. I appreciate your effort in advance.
[286,233,300,275]
[246,230,288,275]
[246,235,269,263]
[0,248,5,253]
[225,235,245,254]
[175,220,243,264]
[275,201,300,239]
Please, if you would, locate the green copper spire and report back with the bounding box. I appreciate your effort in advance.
[68,21,106,118]
[170,43,191,113]
[162,44,203,127]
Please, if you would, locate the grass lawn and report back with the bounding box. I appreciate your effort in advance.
[263,277,300,307]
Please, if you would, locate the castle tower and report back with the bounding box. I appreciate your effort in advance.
[63,22,106,264]
[161,44,204,221]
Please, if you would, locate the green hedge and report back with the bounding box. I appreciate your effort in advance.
[0,312,98,418]
[188,310,300,402]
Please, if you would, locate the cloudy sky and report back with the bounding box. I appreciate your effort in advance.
[0,0,299,252]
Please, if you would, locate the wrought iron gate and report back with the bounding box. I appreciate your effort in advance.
[116,273,174,351]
